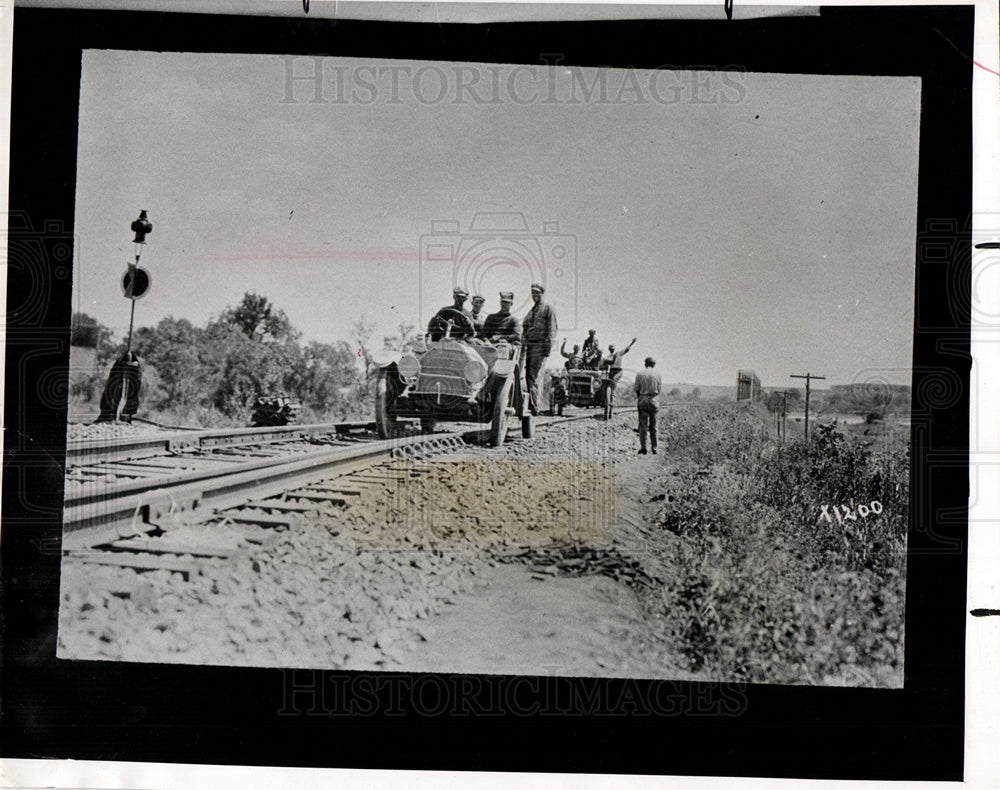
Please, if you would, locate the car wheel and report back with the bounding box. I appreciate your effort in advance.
[490,377,514,447]
[375,371,397,439]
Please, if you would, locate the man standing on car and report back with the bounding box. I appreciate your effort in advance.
[521,283,557,415]
[600,337,636,419]
[633,356,662,455]
[480,291,522,342]
[581,329,601,370]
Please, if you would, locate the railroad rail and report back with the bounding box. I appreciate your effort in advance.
[66,419,385,467]
[60,408,641,562]
[64,422,456,547]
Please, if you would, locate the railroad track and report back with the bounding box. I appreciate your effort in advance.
[60,410,635,575]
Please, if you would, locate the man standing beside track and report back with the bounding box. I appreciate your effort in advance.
[521,283,558,416]
[633,356,662,455]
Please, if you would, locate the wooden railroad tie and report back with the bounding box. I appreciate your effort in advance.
[241,499,324,513]
[223,512,293,529]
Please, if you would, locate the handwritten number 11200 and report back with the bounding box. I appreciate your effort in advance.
[819,501,883,525]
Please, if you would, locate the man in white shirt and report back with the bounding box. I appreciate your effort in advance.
[633,356,662,455]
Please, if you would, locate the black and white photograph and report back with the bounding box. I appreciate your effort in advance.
[2,2,983,785]
[57,48,917,686]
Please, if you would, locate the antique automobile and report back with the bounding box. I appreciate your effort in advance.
[373,310,532,447]
[549,368,611,418]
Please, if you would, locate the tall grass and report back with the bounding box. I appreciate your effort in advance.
[646,402,907,686]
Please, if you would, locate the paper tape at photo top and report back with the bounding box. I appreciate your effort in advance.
[14,0,821,22]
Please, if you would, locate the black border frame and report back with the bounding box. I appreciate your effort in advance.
[2,5,971,781]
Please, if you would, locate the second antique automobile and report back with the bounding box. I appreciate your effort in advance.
[373,310,532,447]
[549,367,611,418]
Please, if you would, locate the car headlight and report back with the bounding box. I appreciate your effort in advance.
[463,358,488,384]
[398,354,421,380]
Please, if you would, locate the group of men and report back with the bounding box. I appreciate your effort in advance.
[558,329,602,371]
[560,332,636,378]
[427,283,660,453]
[427,283,557,415]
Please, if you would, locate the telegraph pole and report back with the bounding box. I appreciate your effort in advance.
[790,372,825,443]
[781,389,787,442]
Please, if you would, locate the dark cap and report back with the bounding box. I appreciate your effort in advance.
[644,357,656,367]
[453,286,469,297]
[530,283,544,293]
[588,329,596,334]
[499,291,514,302]
[471,294,485,304]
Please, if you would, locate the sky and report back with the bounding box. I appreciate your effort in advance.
[73,50,920,386]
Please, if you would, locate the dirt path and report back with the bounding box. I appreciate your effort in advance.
[401,563,668,678]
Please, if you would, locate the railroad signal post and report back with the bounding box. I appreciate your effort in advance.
[96,210,152,423]
[790,372,825,443]
[123,209,153,353]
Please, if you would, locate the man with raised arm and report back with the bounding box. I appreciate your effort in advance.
[560,339,584,370]
[600,337,636,419]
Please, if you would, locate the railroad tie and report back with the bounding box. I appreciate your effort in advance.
[63,549,233,578]
[103,538,235,559]
[301,485,365,497]
[241,499,322,513]
[223,512,293,529]
[286,491,351,505]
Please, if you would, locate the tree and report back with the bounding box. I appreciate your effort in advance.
[220,291,297,342]
[130,317,209,408]
[294,340,362,414]
[668,387,681,398]
[383,323,422,353]
[71,312,117,362]
[352,316,377,370]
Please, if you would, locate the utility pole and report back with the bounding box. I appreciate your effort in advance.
[781,389,787,443]
[790,372,825,443]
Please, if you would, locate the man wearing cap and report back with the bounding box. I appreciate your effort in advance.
[633,356,662,455]
[521,283,558,415]
[581,329,601,370]
[559,339,583,370]
[470,295,486,334]
[480,292,522,342]
[427,286,474,341]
